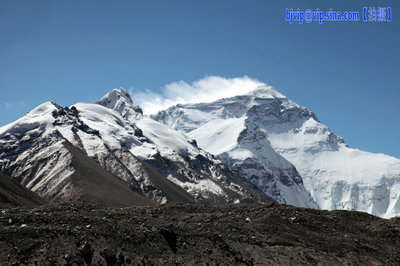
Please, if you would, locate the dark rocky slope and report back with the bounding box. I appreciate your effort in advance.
[0,202,399,265]
[0,173,47,208]
[59,140,155,207]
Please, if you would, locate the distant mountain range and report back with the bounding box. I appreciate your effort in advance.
[1,84,399,217]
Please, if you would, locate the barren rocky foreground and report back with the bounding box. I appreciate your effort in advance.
[0,202,399,265]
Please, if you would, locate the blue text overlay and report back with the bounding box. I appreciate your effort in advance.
[285,7,392,24]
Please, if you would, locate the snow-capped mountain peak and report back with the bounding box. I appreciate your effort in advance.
[99,88,134,105]
[153,84,400,218]
[97,88,143,120]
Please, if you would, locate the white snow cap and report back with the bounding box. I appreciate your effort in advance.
[0,101,58,137]
[130,76,285,115]
[97,88,143,120]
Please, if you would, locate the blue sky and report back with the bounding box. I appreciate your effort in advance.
[0,0,399,157]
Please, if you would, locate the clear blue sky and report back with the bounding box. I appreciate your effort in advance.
[1,0,399,157]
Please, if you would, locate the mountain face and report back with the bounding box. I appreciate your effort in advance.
[153,85,400,218]
[153,86,317,209]
[0,89,271,206]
